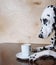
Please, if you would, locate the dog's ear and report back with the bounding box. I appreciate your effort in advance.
[54,16,56,22]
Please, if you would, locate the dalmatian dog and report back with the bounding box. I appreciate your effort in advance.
[29,5,56,62]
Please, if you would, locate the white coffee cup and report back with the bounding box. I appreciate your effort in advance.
[21,44,31,57]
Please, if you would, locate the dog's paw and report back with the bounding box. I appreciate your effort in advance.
[29,53,37,62]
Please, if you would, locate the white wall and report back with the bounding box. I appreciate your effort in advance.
[0,0,56,43]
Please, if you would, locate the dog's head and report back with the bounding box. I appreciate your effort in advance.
[39,5,56,38]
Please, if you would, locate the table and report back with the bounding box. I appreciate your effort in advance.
[0,43,56,65]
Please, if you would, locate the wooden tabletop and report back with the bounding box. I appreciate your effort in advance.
[0,43,56,65]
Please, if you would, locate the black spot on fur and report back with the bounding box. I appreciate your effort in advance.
[48,33,51,37]
[50,47,54,50]
[51,41,53,44]
[40,29,42,31]
[40,48,43,51]
[51,38,53,40]
[33,56,35,58]
[47,5,54,8]
[42,27,43,29]
[53,7,56,15]
[54,17,56,22]
[30,57,32,58]
[40,18,41,20]
[35,54,36,56]
[47,14,50,17]
[40,47,48,51]
[43,47,45,49]
[52,22,56,30]
[47,6,49,8]
[46,24,47,26]
[41,32,43,33]
[43,18,48,24]
[50,5,53,8]
[43,47,48,50]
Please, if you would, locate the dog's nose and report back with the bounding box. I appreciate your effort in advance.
[39,34,43,38]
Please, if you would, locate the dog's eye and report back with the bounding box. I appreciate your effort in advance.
[43,19,48,24]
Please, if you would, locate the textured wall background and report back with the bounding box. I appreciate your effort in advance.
[0,0,56,43]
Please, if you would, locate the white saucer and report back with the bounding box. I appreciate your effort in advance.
[16,52,29,60]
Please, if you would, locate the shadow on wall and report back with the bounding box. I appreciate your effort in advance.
[0,0,56,43]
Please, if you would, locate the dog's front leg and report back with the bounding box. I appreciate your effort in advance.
[29,50,50,61]
[29,50,56,62]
